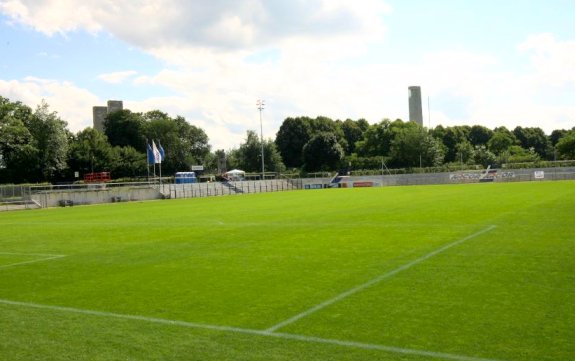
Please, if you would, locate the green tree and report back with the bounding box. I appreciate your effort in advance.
[339,119,366,155]
[473,145,497,167]
[469,125,493,146]
[500,145,540,164]
[25,100,70,181]
[550,129,567,146]
[68,128,117,176]
[0,97,37,182]
[112,146,147,178]
[302,132,344,172]
[440,126,471,162]
[513,126,549,158]
[455,141,475,165]
[235,130,285,173]
[104,109,146,152]
[430,124,446,141]
[389,125,444,168]
[144,112,211,175]
[488,130,517,155]
[556,131,575,159]
[355,119,394,157]
[275,117,313,168]
[310,116,347,152]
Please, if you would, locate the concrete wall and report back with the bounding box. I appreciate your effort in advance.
[32,185,162,208]
[300,167,575,189]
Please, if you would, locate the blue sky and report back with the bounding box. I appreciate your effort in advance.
[1,0,574,149]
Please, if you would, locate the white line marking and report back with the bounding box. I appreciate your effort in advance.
[0,252,65,257]
[0,253,66,270]
[266,225,497,333]
[0,299,503,361]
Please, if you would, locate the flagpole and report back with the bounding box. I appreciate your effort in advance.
[158,141,163,187]
[146,139,150,182]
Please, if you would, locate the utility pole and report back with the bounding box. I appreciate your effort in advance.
[257,99,265,180]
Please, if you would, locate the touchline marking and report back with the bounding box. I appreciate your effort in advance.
[266,225,497,333]
[0,299,503,361]
[0,253,66,270]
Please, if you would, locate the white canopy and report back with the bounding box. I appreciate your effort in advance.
[225,169,245,175]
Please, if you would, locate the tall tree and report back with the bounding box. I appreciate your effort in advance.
[302,132,344,172]
[0,97,34,181]
[513,126,549,158]
[550,129,567,146]
[275,117,313,168]
[68,128,117,176]
[112,146,147,178]
[488,129,517,155]
[235,130,285,173]
[455,141,475,165]
[104,109,146,152]
[389,125,444,168]
[469,125,493,146]
[355,119,394,157]
[339,119,365,155]
[310,116,347,151]
[144,112,210,174]
[25,101,70,181]
[473,145,497,167]
[440,126,471,162]
[556,131,575,160]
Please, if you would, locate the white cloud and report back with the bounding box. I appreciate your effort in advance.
[0,77,100,132]
[0,0,100,35]
[1,1,574,150]
[98,70,138,84]
[518,33,575,87]
[0,0,388,49]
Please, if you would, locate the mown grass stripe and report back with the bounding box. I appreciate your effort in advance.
[0,298,503,361]
[265,225,497,333]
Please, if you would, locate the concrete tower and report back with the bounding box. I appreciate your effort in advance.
[93,100,124,132]
[408,86,423,126]
[107,100,123,114]
[92,106,108,132]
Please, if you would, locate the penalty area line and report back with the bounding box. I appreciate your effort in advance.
[0,253,66,270]
[0,299,503,361]
[266,225,497,333]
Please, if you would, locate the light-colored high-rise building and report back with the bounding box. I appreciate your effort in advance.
[107,100,123,114]
[408,86,423,126]
[93,100,124,132]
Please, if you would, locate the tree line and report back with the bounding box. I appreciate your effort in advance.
[1,95,574,184]
[269,116,575,173]
[0,96,211,184]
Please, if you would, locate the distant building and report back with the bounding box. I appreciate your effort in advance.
[408,86,423,126]
[93,100,124,132]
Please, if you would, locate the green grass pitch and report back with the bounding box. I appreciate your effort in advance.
[0,181,574,361]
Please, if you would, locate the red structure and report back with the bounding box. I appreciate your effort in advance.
[83,172,111,183]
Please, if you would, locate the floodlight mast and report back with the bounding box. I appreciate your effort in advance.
[257,99,265,180]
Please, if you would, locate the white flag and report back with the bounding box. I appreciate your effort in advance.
[152,140,161,164]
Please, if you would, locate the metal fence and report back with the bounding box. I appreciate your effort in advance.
[1,167,573,211]
[0,185,36,211]
[161,179,303,199]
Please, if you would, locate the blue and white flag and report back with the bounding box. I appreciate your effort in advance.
[152,140,161,164]
[146,143,155,165]
[158,141,165,162]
